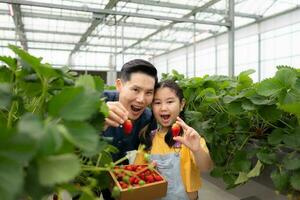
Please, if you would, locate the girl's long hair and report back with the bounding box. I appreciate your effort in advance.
[139,80,185,150]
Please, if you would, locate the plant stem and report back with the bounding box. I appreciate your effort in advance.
[7,101,16,128]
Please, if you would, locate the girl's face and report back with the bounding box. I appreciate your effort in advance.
[152,87,185,128]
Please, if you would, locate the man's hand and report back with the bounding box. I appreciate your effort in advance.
[104,101,129,130]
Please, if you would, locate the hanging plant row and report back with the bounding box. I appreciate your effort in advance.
[162,67,300,198]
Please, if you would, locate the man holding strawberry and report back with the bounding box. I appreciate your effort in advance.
[101,59,158,199]
[102,59,157,161]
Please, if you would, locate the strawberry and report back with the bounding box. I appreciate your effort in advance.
[171,123,181,137]
[123,119,133,135]
[145,175,154,183]
[153,174,163,181]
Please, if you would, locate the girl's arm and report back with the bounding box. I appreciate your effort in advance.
[173,117,213,172]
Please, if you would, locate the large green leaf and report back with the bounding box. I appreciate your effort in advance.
[0,133,36,164]
[0,156,23,200]
[270,170,289,192]
[61,122,98,154]
[0,56,17,71]
[48,87,99,121]
[268,129,284,145]
[283,132,300,148]
[0,83,12,109]
[257,151,276,165]
[290,172,300,190]
[247,94,274,105]
[9,45,59,80]
[258,105,282,122]
[237,69,254,91]
[75,74,104,93]
[227,102,244,115]
[283,157,300,170]
[38,154,80,186]
[38,124,63,156]
[275,67,297,88]
[279,103,300,117]
[0,67,12,82]
[231,151,251,172]
[257,78,284,97]
[18,113,44,140]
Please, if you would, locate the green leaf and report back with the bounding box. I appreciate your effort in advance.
[61,122,98,154]
[247,94,274,105]
[38,154,80,186]
[275,67,297,88]
[283,157,300,170]
[0,56,17,71]
[279,103,300,117]
[290,172,300,190]
[0,156,23,200]
[270,170,289,192]
[38,124,63,156]
[48,87,99,121]
[18,113,44,140]
[257,152,276,165]
[0,132,36,164]
[283,133,300,148]
[0,67,12,82]
[268,129,284,145]
[247,160,263,178]
[241,99,256,111]
[227,102,244,115]
[210,166,224,178]
[0,83,12,109]
[75,74,104,93]
[237,69,254,91]
[231,151,251,172]
[234,172,248,184]
[258,105,282,122]
[257,78,284,96]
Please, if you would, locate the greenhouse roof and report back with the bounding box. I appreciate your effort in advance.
[0,0,299,69]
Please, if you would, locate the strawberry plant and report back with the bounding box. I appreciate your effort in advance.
[162,67,300,198]
[0,45,120,200]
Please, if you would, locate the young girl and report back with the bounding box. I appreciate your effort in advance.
[135,80,213,200]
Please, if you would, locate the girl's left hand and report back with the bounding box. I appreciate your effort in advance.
[173,117,201,152]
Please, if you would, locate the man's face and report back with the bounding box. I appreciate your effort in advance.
[117,72,155,120]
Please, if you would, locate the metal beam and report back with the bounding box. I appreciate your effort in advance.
[0,45,154,56]
[0,37,167,51]
[10,4,28,51]
[121,0,261,19]
[119,0,223,54]
[0,9,210,34]
[0,0,229,26]
[0,26,187,44]
[70,0,119,57]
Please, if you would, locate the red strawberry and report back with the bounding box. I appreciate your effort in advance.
[123,120,133,135]
[171,123,181,137]
[145,175,154,183]
[153,174,163,181]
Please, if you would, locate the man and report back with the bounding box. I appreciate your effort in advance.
[101,59,157,200]
[102,59,158,161]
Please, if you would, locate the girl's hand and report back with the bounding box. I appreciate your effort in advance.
[173,117,201,152]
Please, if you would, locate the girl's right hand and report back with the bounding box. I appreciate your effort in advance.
[173,117,201,153]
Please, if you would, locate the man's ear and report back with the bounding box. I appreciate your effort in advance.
[115,79,123,92]
[180,99,186,111]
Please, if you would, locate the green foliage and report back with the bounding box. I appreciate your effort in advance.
[0,46,113,199]
[166,67,300,197]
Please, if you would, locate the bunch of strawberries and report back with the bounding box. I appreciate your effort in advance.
[113,164,164,189]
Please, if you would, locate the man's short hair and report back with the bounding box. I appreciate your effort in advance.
[120,59,158,85]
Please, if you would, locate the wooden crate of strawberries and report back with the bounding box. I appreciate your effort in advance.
[109,164,167,200]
